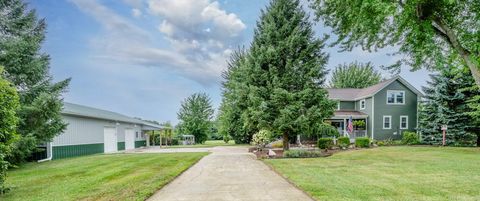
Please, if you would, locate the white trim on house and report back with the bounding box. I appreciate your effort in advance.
[383,115,392,129]
[372,97,375,139]
[386,90,405,105]
[360,99,366,110]
[400,115,408,129]
[337,102,340,110]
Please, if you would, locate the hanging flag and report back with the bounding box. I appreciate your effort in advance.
[347,116,354,133]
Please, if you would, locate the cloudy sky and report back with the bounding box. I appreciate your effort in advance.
[28,0,429,124]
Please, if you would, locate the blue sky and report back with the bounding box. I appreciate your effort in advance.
[28,0,429,125]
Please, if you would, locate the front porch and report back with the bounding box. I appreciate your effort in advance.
[325,110,369,142]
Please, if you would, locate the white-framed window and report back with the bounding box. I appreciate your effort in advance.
[383,116,392,129]
[337,102,340,110]
[360,99,366,110]
[387,90,405,104]
[400,116,408,129]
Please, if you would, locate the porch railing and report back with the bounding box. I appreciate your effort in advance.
[341,130,367,139]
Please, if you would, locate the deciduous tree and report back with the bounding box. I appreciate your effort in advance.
[0,67,19,194]
[310,0,480,86]
[329,61,382,88]
[177,93,214,144]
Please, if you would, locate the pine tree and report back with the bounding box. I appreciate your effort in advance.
[0,0,70,164]
[419,66,478,146]
[246,0,336,150]
[218,48,255,144]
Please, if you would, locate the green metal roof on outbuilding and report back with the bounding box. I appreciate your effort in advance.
[62,102,163,129]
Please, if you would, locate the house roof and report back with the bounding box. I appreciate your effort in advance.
[331,110,368,119]
[62,102,163,129]
[326,76,423,101]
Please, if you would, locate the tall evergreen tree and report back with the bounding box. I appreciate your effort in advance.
[419,65,479,146]
[0,0,70,164]
[246,0,336,150]
[218,49,254,144]
[329,61,382,88]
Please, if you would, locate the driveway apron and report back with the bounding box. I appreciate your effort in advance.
[147,146,313,201]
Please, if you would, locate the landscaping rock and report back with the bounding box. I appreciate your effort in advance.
[268,149,276,157]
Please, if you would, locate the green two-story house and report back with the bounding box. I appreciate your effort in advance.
[326,76,422,141]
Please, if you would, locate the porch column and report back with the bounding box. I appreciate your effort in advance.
[365,118,369,139]
[343,118,347,137]
[146,132,150,147]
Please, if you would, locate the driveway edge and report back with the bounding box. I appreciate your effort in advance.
[262,159,317,201]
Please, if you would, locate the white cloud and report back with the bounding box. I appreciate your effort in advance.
[70,0,246,85]
[132,8,142,18]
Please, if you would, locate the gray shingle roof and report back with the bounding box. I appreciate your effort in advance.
[62,102,162,129]
[326,76,422,101]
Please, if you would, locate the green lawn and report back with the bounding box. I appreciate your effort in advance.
[165,140,241,148]
[2,152,208,201]
[265,146,480,201]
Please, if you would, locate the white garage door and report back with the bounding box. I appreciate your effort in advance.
[104,127,117,153]
[125,129,135,150]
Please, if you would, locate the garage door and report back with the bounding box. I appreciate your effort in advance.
[125,129,135,150]
[104,127,117,153]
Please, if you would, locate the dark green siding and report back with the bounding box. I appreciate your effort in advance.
[53,143,104,159]
[118,142,125,151]
[373,80,418,140]
[135,140,146,148]
[339,101,355,110]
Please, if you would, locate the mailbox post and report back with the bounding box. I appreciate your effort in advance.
[441,125,448,146]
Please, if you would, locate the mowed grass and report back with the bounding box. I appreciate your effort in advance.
[265,146,480,201]
[2,152,208,201]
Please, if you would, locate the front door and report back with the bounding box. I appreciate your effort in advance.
[125,129,135,150]
[104,127,118,153]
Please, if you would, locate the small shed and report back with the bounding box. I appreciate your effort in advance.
[181,135,195,145]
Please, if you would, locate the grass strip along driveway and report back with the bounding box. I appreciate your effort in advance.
[265,146,480,201]
[2,152,208,201]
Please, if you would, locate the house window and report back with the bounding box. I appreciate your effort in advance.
[383,116,391,129]
[387,90,405,104]
[400,116,408,129]
[136,132,139,138]
[337,102,340,110]
[360,99,366,110]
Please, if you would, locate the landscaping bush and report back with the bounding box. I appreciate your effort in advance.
[283,150,325,158]
[318,138,333,149]
[252,130,272,150]
[338,137,350,146]
[355,137,370,148]
[317,124,340,138]
[402,131,420,145]
[271,140,283,148]
[223,135,231,143]
[171,138,179,145]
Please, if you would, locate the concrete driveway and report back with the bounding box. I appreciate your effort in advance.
[145,146,313,201]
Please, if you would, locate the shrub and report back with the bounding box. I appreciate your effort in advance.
[171,138,179,145]
[355,137,370,148]
[402,131,420,145]
[317,124,340,138]
[252,130,272,150]
[318,138,333,149]
[271,140,283,148]
[376,140,385,146]
[223,135,231,143]
[338,137,350,146]
[283,150,325,158]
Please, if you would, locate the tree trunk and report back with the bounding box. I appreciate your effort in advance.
[283,132,290,151]
[477,134,480,147]
[433,18,480,86]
